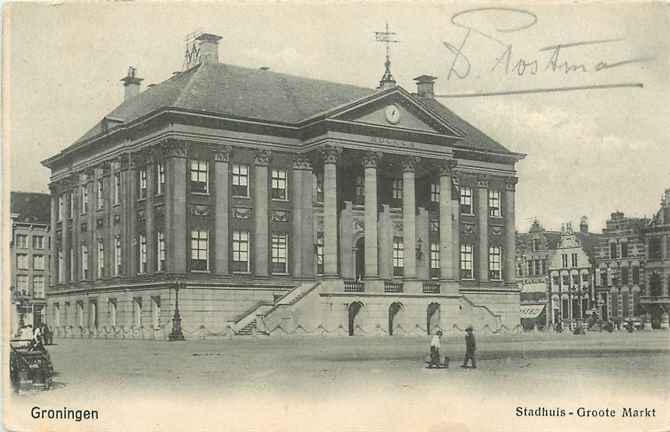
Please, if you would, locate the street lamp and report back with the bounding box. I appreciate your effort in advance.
[168,276,185,341]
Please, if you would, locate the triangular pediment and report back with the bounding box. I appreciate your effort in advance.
[327,88,462,137]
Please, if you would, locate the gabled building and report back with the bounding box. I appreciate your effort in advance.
[41,33,524,339]
[642,189,670,328]
[10,192,52,335]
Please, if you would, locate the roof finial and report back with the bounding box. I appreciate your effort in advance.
[375,22,399,90]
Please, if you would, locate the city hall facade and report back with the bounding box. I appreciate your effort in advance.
[43,34,524,339]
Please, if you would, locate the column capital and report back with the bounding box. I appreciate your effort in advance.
[83,167,96,180]
[476,174,489,189]
[211,144,233,162]
[362,151,381,169]
[504,176,519,191]
[438,159,458,176]
[98,161,112,176]
[401,156,420,173]
[292,156,313,170]
[254,149,272,166]
[160,140,188,159]
[321,144,342,165]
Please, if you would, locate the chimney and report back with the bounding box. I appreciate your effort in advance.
[580,216,589,234]
[121,66,143,101]
[414,75,437,98]
[196,33,222,64]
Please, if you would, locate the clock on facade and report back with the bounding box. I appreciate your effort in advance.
[384,104,401,124]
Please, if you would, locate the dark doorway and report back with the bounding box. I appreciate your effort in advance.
[355,237,365,281]
[388,302,403,335]
[348,302,364,336]
[427,303,440,335]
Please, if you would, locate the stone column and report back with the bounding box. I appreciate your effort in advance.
[117,157,129,277]
[301,160,315,279]
[62,183,71,284]
[476,175,489,282]
[49,185,58,287]
[322,146,340,277]
[452,176,461,282]
[144,154,156,274]
[213,145,232,275]
[402,157,418,281]
[504,177,518,284]
[163,141,188,274]
[291,157,312,278]
[72,174,81,283]
[126,157,138,277]
[439,160,457,285]
[254,149,271,277]
[100,162,112,279]
[87,169,96,281]
[363,152,380,280]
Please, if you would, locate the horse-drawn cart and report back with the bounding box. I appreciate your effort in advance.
[10,339,55,393]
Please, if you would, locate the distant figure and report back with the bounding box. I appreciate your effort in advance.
[461,326,476,368]
[428,330,443,368]
[42,323,52,345]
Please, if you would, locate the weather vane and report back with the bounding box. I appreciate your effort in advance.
[375,22,399,88]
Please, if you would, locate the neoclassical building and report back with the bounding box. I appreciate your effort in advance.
[642,189,670,328]
[42,33,524,339]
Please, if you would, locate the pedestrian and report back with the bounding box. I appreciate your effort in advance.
[30,325,43,351]
[428,330,443,368]
[461,326,476,369]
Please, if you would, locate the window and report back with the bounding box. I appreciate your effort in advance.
[16,275,28,291]
[541,259,547,275]
[58,250,64,283]
[621,241,628,258]
[81,185,88,214]
[81,244,89,279]
[271,233,288,274]
[562,299,569,319]
[156,161,165,195]
[271,169,288,200]
[16,254,28,270]
[531,239,540,252]
[460,187,473,214]
[113,173,121,205]
[97,239,104,278]
[353,175,364,203]
[69,248,75,281]
[33,235,44,249]
[391,179,403,200]
[621,267,629,285]
[517,264,523,277]
[648,237,662,260]
[151,297,160,329]
[600,272,608,288]
[33,276,45,298]
[392,237,404,276]
[190,160,208,194]
[561,254,568,268]
[562,275,570,287]
[16,234,28,249]
[139,234,148,273]
[114,237,122,276]
[430,183,440,203]
[572,274,580,286]
[610,242,618,259]
[632,267,640,284]
[534,260,541,276]
[460,244,474,279]
[430,243,440,279]
[139,168,148,199]
[232,164,249,197]
[488,190,501,217]
[571,253,578,267]
[96,178,104,209]
[552,276,560,287]
[430,220,439,233]
[190,230,208,271]
[33,255,45,271]
[314,172,324,203]
[316,232,324,274]
[108,299,117,327]
[57,194,64,221]
[232,231,250,272]
[157,231,166,272]
[133,298,142,328]
[489,246,502,280]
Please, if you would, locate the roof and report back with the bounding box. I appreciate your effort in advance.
[11,192,51,225]
[68,62,517,157]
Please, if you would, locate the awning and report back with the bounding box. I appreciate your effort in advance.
[520,303,546,319]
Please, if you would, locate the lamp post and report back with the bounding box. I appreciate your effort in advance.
[168,276,185,341]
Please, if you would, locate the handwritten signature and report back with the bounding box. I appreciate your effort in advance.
[444,7,654,80]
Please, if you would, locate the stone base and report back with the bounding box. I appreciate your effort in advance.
[363,278,384,293]
[440,280,460,296]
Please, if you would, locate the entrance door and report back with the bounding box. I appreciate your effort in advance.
[427,303,440,335]
[388,302,403,335]
[348,302,364,336]
[355,238,365,281]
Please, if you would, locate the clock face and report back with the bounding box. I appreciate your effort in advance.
[385,104,401,124]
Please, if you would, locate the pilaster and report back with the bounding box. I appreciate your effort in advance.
[477,174,489,282]
[213,145,232,275]
[504,177,518,284]
[363,151,380,280]
[163,141,188,274]
[254,149,271,277]
[322,145,341,277]
[402,157,418,282]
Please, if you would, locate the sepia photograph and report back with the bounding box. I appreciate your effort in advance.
[2,2,669,431]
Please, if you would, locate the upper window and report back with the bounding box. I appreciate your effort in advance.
[96,178,104,209]
[157,231,166,272]
[271,169,288,200]
[316,232,324,275]
[430,242,440,279]
[392,179,403,200]
[190,230,208,271]
[632,266,640,284]
[33,255,45,271]
[460,187,473,214]
[271,233,288,274]
[139,234,147,274]
[139,168,148,199]
[561,254,568,268]
[621,267,629,285]
[114,237,122,276]
[156,161,166,196]
[610,242,618,259]
[16,275,28,291]
[488,190,501,217]
[81,185,89,214]
[460,244,474,279]
[16,254,28,270]
[97,239,105,278]
[489,246,502,280]
[190,160,208,194]
[648,237,662,260]
[33,275,45,298]
[81,244,89,280]
[113,173,121,205]
[232,164,249,197]
[430,183,440,203]
[232,231,250,273]
[621,241,628,258]
[571,253,578,267]
[15,234,28,249]
[392,237,404,277]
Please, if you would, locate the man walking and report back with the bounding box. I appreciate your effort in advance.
[428,330,443,368]
[461,326,476,368]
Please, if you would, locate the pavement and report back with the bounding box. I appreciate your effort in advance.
[5,331,670,432]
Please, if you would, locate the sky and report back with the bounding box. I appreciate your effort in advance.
[4,1,669,232]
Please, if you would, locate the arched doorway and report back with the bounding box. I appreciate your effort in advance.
[388,302,404,335]
[427,303,440,335]
[348,302,364,336]
[355,237,365,281]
